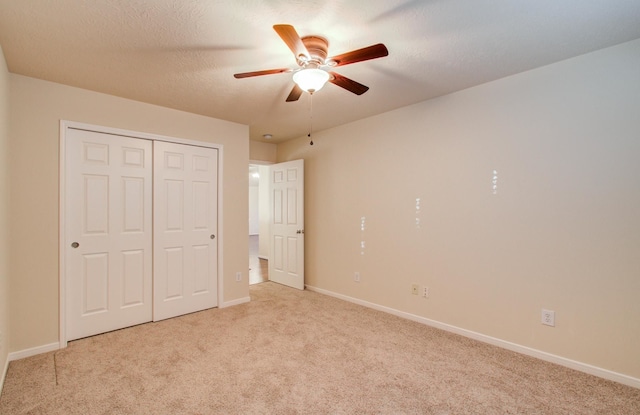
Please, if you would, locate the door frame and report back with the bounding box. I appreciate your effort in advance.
[59,120,224,348]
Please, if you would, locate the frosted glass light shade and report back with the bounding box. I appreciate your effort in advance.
[293,68,330,93]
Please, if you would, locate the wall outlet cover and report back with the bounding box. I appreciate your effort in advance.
[541,309,555,327]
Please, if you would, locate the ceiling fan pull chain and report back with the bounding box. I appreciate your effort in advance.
[308,93,313,145]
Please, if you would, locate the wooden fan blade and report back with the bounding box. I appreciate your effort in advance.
[328,43,389,67]
[286,84,303,102]
[273,24,310,61]
[233,68,290,78]
[329,72,369,95]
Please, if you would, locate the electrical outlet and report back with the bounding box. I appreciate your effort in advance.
[411,284,419,295]
[354,272,361,282]
[541,309,555,327]
[422,286,429,298]
[235,272,242,282]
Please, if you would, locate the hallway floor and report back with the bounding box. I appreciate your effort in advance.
[249,235,268,285]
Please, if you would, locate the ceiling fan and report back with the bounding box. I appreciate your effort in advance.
[233,24,389,102]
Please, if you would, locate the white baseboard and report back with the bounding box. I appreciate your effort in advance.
[221,296,250,308]
[7,342,60,362]
[305,284,640,389]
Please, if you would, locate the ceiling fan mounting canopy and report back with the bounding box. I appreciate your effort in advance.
[233,24,389,102]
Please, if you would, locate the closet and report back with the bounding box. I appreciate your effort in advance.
[63,126,219,342]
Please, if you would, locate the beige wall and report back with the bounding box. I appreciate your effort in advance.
[9,75,249,353]
[0,46,10,383]
[278,39,640,379]
[249,140,277,163]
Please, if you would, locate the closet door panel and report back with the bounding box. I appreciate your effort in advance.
[153,141,218,321]
[66,129,153,341]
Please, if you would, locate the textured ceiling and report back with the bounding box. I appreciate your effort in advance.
[1,0,640,143]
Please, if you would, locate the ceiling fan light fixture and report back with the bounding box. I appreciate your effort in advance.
[293,68,330,93]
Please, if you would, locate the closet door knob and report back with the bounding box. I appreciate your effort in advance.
[71,242,80,248]
[210,234,216,239]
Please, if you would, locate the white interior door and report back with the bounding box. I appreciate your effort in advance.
[153,141,218,321]
[65,129,153,341]
[269,159,304,290]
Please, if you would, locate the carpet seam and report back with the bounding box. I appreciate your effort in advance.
[53,352,59,386]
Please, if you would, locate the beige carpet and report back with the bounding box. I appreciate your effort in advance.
[1,282,638,414]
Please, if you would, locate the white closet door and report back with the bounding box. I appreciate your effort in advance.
[65,129,153,341]
[153,141,218,321]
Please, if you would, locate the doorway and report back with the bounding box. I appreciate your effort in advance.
[249,164,270,284]
[248,160,305,290]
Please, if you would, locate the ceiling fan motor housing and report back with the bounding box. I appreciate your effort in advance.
[300,36,329,66]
